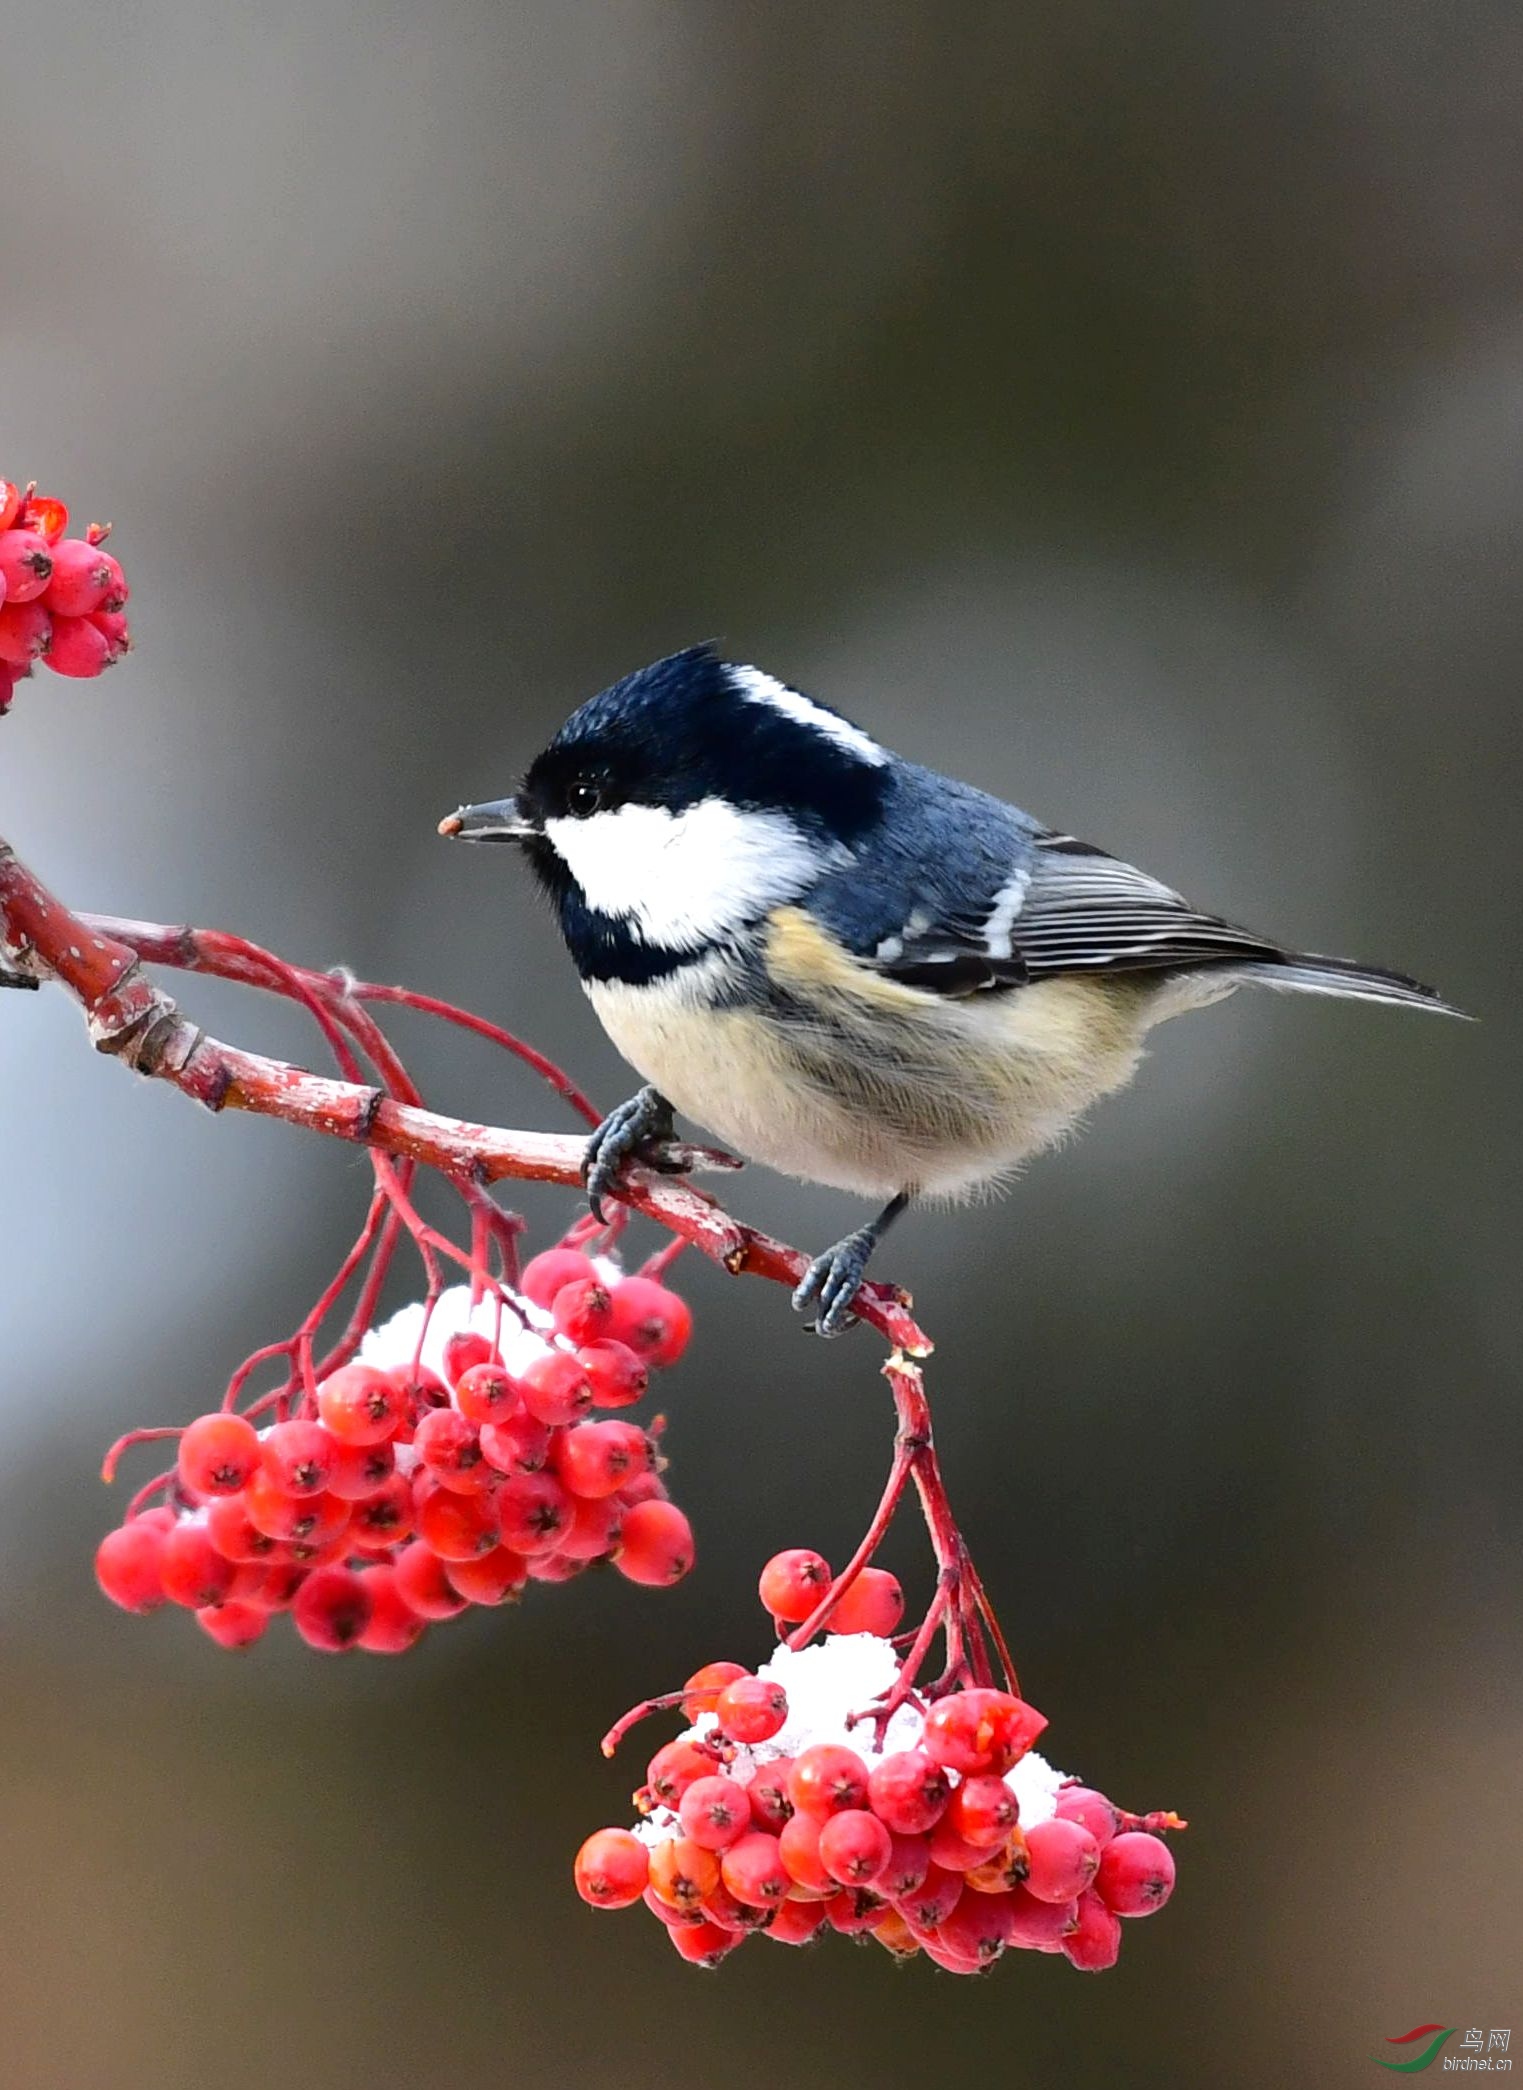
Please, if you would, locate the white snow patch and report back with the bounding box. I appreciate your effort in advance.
[630,1635,1068,1844]
[354,1267,623,1387]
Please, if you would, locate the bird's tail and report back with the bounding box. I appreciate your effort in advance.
[1230,951,1469,1018]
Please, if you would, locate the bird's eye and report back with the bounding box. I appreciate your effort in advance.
[566,779,605,817]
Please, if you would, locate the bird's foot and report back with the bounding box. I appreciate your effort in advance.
[792,1225,881,1337]
[582,1086,687,1221]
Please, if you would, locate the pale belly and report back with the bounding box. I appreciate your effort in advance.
[584,967,1154,1202]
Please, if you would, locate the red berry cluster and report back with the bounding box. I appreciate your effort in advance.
[94,1249,695,1652]
[575,1556,1180,1973]
[0,479,131,711]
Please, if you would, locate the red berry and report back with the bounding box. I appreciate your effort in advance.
[778,1811,833,1894]
[43,614,113,679]
[94,1519,169,1612]
[0,530,53,603]
[946,1773,1019,1849]
[445,1546,529,1605]
[552,1420,649,1499]
[788,1744,870,1818]
[1023,1815,1101,1904]
[527,1550,583,1584]
[20,493,68,544]
[1005,1884,1080,1948]
[557,1493,624,1561]
[415,1480,501,1560]
[388,1363,449,1425]
[244,1470,349,1544]
[825,1887,887,1935]
[453,1361,523,1428]
[574,1828,650,1909]
[0,481,20,531]
[937,1887,1016,1966]
[922,1689,1047,1776]
[870,1907,921,1958]
[826,1566,904,1637]
[606,1277,692,1367]
[196,1600,267,1650]
[747,1757,795,1832]
[1063,1887,1123,1970]
[478,1409,551,1475]
[578,1339,648,1409]
[614,1499,694,1586]
[518,1350,594,1427]
[176,1412,261,1498]
[413,1406,490,1492]
[927,1815,1005,1873]
[646,1739,720,1807]
[757,1547,831,1622]
[159,1522,237,1608]
[317,1363,405,1445]
[392,1543,469,1620]
[649,1837,722,1910]
[765,1898,829,1946]
[880,1832,933,1899]
[253,1560,309,1612]
[87,608,131,660]
[714,1674,788,1745]
[443,1330,496,1385]
[204,1495,284,1563]
[614,1469,666,1508]
[0,601,51,666]
[324,1438,396,1501]
[348,1472,414,1548]
[818,1808,892,1887]
[521,1246,597,1309]
[1053,1785,1121,1847]
[895,1861,962,1932]
[355,1565,428,1652]
[678,1775,752,1851]
[493,1472,571,1555]
[1095,1831,1175,1917]
[260,1419,337,1497]
[867,1749,952,1834]
[39,537,110,616]
[95,550,127,611]
[665,1915,739,1967]
[964,1830,1030,1894]
[681,1659,749,1721]
[720,1831,791,1908]
[551,1276,614,1345]
[292,1564,372,1651]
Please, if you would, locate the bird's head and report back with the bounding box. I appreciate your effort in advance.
[439,646,889,964]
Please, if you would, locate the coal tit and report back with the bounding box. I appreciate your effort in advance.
[441,645,1461,1334]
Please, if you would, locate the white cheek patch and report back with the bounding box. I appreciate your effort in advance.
[543,798,824,948]
[726,664,887,768]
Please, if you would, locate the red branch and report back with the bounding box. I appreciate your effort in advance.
[0,833,1026,1712]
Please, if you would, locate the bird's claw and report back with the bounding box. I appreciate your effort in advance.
[581,1086,682,1221]
[792,1226,877,1337]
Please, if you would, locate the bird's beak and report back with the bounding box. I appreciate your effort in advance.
[437,796,536,843]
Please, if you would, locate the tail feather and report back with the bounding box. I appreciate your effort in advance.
[1231,952,1469,1018]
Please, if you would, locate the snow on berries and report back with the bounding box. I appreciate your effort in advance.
[94,1249,697,1651]
[576,1566,1183,1973]
[0,477,130,713]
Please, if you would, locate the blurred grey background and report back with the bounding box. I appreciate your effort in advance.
[2,5,1520,2087]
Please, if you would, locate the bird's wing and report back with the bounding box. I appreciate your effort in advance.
[868,831,1282,998]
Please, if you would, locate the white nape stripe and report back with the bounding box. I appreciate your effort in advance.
[726,664,887,767]
[983,869,1032,959]
[543,797,823,949]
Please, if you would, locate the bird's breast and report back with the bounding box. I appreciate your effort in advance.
[583,919,1154,1200]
